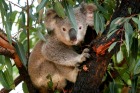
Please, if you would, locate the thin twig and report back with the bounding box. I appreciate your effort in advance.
[26,0,30,59]
[5,0,22,9]
[31,0,35,5]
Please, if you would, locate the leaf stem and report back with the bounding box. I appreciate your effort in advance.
[26,0,30,59]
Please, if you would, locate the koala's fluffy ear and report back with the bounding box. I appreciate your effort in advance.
[45,9,57,31]
[80,3,97,26]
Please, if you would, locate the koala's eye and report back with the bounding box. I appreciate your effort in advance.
[62,27,66,31]
[79,26,82,30]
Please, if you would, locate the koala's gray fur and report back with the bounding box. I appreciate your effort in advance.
[28,3,97,93]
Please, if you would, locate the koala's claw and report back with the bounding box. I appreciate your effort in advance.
[83,48,90,53]
[78,48,90,63]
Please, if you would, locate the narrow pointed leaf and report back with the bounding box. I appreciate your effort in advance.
[117,50,123,63]
[54,1,65,18]
[64,1,77,31]
[36,0,48,12]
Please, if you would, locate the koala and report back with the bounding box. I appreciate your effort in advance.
[28,3,97,93]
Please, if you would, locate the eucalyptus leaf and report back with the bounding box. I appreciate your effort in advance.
[134,60,140,75]
[64,1,77,32]
[36,0,48,12]
[5,57,13,76]
[131,37,138,60]
[132,17,140,31]
[37,30,46,42]
[99,13,105,33]
[5,23,12,44]
[22,82,29,93]
[117,49,123,63]
[94,11,100,34]
[124,21,133,55]
[0,70,10,89]
[109,17,123,33]
[4,69,15,89]
[54,1,65,18]
[14,42,27,68]
[108,42,117,52]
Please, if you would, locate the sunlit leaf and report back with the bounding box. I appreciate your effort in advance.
[124,21,133,55]
[37,30,46,42]
[99,13,105,33]
[64,1,77,31]
[107,29,118,38]
[134,60,140,75]
[22,82,29,93]
[5,23,12,44]
[94,11,100,34]
[54,1,65,18]
[67,0,76,5]
[4,69,15,89]
[132,17,140,31]
[36,0,48,12]
[14,41,27,68]
[108,42,117,52]
[5,57,13,75]
[109,17,123,33]
[117,49,124,63]
[0,70,10,89]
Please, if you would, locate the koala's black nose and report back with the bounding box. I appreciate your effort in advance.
[69,28,77,41]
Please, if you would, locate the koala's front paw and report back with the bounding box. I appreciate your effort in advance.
[78,48,90,63]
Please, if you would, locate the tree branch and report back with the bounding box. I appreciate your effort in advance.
[0,29,37,93]
[73,0,140,92]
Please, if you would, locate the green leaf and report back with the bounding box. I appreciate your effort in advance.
[94,11,100,34]
[99,13,105,33]
[131,37,138,60]
[109,17,123,33]
[107,29,118,38]
[22,82,29,93]
[5,57,13,76]
[109,81,118,93]
[130,76,138,93]
[134,60,140,75]
[0,64,4,70]
[19,31,27,42]
[5,22,12,44]
[64,1,78,32]
[14,42,27,68]
[54,1,65,18]
[132,17,140,31]
[108,42,117,52]
[21,11,26,33]
[10,11,18,26]
[47,74,53,89]
[117,49,123,63]
[36,0,48,12]
[67,0,76,5]
[0,70,10,89]
[124,21,133,55]
[54,90,60,93]
[4,69,15,89]
[37,25,46,42]
[1,0,9,11]
[0,55,5,65]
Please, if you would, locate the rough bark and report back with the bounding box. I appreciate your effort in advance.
[72,0,140,93]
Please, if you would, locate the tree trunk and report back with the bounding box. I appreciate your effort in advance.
[72,0,140,93]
